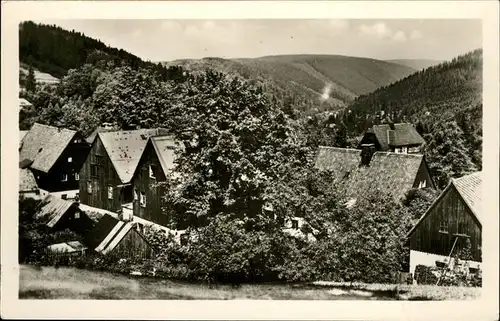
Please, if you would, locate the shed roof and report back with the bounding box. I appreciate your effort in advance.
[452,172,482,222]
[19,123,79,173]
[47,241,87,254]
[19,98,33,108]
[84,214,141,255]
[368,123,425,150]
[19,168,39,193]
[315,146,425,201]
[98,128,169,183]
[36,194,79,228]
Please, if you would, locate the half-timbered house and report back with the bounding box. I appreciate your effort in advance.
[78,128,169,214]
[406,172,482,275]
[19,123,90,192]
[357,123,425,154]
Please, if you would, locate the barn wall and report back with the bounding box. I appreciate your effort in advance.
[113,228,153,259]
[132,142,170,227]
[409,186,482,261]
[79,136,122,212]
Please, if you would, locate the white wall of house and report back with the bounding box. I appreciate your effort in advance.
[409,249,482,276]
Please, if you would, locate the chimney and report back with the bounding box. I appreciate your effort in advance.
[360,143,375,166]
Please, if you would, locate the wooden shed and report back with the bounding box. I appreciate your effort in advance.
[35,194,95,234]
[84,214,153,259]
[407,172,482,274]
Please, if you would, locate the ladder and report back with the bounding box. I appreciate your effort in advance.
[436,236,459,286]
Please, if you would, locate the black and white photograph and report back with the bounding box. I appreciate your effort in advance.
[1,1,499,320]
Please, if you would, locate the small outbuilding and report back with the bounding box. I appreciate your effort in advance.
[35,194,94,234]
[84,214,153,259]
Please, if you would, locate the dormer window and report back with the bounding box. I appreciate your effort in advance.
[61,173,68,182]
[418,180,427,189]
[68,157,73,163]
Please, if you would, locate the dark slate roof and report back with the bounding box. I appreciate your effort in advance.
[19,123,78,173]
[19,168,38,193]
[407,171,482,238]
[84,214,138,255]
[98,128,169,183]
[150,136,184,176]
[368,123,425,150]
[315,146,424,201]
[36,194,78,228]
[453,172,482,222]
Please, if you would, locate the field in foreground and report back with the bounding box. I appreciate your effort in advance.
[19,265,481,300]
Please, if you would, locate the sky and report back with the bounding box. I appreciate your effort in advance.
[36,19,482,62]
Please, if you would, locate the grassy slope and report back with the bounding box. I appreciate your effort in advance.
[164,55,417,110]
[19,265,480,300]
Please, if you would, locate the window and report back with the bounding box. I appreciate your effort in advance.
[180,233,189,246]
[394,147,401,153]
[149,165,156,179]
[291,219,299,229]
[140,191,146,207]
[61,173,68,182]
[134,188,139,201]
[90,154,103,178]
[61,194,67,200]
[402,146,408,154]
[68,157,73,163]
[418,180,427,189]
[90,165,99,178]
[439,219,448,233]
[74,212,80,219]
[108,186,113,200]
[75,173,80,181]
[87,181,93,194]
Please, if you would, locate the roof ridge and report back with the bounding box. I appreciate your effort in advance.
[373,151,424,158]
[318,146,360,152]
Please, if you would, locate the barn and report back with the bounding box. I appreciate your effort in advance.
[406,172,482,276]
[84,214,153,259]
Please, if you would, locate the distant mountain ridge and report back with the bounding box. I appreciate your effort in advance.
[163,55,418,112]
[386,59,442,71]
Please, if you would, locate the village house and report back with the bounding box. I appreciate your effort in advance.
[35,194,95,234]
[19,168,40,199]
[357,123,425,154]
[19,123,90,195]
[84,214,153,259]
[78,128,169,214]
[315,145,435,202]
[130,135,183,229]
[19,98,33,112]
[406,172,482,276]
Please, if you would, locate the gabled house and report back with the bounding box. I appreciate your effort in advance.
[406,172,482,275]
[315,145,435,202]
[130,135,183,228]
[78,128,169,213]
[358,123,425,154]
[19,123,90,192]
[84,214,153,259]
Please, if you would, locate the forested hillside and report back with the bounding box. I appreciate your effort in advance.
[19,21,152,78]
[163,55,417,113]
[386,59,442,71]
[342,49,483,188]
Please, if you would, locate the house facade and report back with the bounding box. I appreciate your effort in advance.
[130,135,183,228]
[315,145,435,202]
[78,128,169,213]
[357,123,425,154]
[407,172,482,275]
[19,123,90,192]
